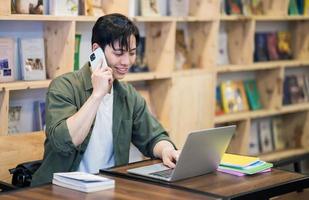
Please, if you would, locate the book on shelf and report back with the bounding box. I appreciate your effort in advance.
[248,121,260,155]
[217,29,229,65]
[243,79,262,110]
[266,32,279,61]
[285,75,305,104]
[254,33,268,62]
[34,100,46,131]
[19,38,46,81]
[13,0,44,14]
[52,172,115,193]
[130,37,149,73]
[8,105,22,135]
[74,34,82,71]
[216,86,224,116]
[0,37,15,83]
[49,0,79,16]
[271,117,286,151]
[168,0,189,16]
[140,0,160,16]
[304,0,309,15]
[297,0,304,14]
[289,0,300,15]
[277,31,292,60]
[220,80,249,113]
[258,118,274,153]
[225,0,243,15]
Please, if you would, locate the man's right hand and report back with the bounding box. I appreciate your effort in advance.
[91,66,113,99]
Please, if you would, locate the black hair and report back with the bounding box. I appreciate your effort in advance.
[91,13,140,51]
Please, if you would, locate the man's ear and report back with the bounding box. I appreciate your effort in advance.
[92,43,100,51]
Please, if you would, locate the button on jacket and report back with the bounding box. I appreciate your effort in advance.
[31,63,173,186]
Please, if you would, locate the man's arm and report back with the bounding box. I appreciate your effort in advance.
[67,67,113,146]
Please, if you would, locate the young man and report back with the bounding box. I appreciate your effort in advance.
[31,13,179,186]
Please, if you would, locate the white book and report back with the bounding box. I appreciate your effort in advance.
[49,0,79,16]
[217,30,229,65]
[258,119,274,153]
[0,37,15,82]
[168,0,189,16]
[248,121,260,155]
[52,172,115,193]
[20,38,46,81]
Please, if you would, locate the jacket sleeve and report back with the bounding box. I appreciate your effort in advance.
[130,86,176,158]
[45,77,80,156]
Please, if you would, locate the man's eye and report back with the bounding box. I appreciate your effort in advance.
[129,52,136,56]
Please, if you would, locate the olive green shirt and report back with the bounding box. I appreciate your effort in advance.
[31,63,173,186]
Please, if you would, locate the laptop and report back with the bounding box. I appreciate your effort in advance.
[127,125,236,182]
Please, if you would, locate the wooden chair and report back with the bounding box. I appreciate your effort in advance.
[0,131,45,186]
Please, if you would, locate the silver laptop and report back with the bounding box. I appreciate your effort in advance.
[127,125,236,182]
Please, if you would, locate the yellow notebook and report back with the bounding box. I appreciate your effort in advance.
[220,153,259,168]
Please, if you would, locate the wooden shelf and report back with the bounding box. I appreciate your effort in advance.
[0,80,51,91]
[260,148,309,164]
[215,103,309,124]
[123,72,171,82]
[216,60,309,73]
[220,15,309,21]
[173,68,215,77]
[133,16,215,22]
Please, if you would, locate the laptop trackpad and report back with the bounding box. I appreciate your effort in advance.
[128,163,170,174]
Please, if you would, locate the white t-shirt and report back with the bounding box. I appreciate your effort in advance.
[78,88,114,173]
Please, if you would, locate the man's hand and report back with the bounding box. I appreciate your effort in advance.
[91,65,113,99]
[153,140,180,168]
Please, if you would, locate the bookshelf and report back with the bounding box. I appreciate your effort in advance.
[0,0,309,182]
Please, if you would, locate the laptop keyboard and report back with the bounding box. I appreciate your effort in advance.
[150,168,174,179]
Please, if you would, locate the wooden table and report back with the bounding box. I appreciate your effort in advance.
[0,175,218,200]
[100,159,309,200]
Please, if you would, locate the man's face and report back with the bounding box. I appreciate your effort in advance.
[104,35,137,80]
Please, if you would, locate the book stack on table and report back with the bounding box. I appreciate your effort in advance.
[218,154,273,176]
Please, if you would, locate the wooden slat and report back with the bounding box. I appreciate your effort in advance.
[0,80,51,91]
[122,72,171,82]
[0,0,10,15]
[260,148,309,163]
[226,119,250,155]
[215,103,309,124]
[189,0,220,19]
[0,132,45,183]
[0,90,9,136]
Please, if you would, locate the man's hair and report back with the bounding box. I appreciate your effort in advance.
[91,13,140,51]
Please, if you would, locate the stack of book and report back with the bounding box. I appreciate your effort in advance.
[218,154,273,176]
[52,172,115,193]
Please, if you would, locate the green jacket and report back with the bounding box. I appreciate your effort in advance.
[31,63,173,186]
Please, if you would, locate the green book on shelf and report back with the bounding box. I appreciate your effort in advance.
[289,0,299,15]
[244,79,262,110]
[74,34,82,71]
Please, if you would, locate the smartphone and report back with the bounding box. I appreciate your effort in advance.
[89,47,108,71]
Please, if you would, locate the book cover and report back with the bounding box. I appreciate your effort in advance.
[254,33,268,62]
[168,0,189,16]
[271,117,286,150]
[277,31,292,60]
[74,34,82,71]
[283,76,292,105]
[225,0,243,15]
[34,100,46,131]
[297,0,304,14]
[217,30,229,65]
[243,79,262,110]
[248,121,260,155]
[216,86,224,116]
[49,0,79,16]
[266,32,279,61]
[220,153,260,168]
[8,105,22,134]
[19,38,46,81]
[258,119,274,153]
[53,172,115,193]
[305,0,309,15]
[296,74,308,102]
[140,0,160,16]
[289,0,300,15]
[14,0,44,14]
[287,75,304,104]
[0,37,15,83]
[234,81,249,111]
[218,161,273,175]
